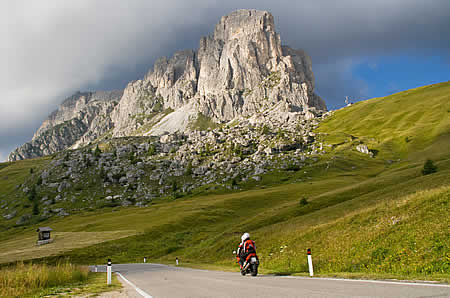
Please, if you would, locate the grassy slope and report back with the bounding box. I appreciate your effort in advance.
[0,157,51,229]
[0,82,449,280]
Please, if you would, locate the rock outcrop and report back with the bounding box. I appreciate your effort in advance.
[9,9,326,161]
[111,9,326,137]
[8,91,122,161]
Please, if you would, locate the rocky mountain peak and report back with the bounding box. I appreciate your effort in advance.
[9,9,327,161]
[213,10,276,42]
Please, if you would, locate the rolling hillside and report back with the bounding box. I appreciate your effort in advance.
[0,82,449,281]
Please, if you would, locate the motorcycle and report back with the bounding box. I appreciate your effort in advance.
[233,250,259,276]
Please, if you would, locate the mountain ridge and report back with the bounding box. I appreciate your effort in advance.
[9,9,326,161]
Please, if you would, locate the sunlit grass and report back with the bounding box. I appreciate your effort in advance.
[0,262,88,297]
[0,82,448,282]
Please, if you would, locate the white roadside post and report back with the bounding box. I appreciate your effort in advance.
[95,265,98,272]
[144,257,147,263]
[107,259,112,285]
[307,248,314,277]
[176,257,179,266]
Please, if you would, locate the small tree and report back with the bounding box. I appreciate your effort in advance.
[185,161,193,176]
[422,159,437,175]
[32,200,39,215]
[28,186,37,202]
[99,167,107,181]
[94,145,102,158]
[148,145,156,156]
[299,197,308,206]
[171,181,177,193]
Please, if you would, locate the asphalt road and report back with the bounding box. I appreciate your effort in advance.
[91,263,450,298]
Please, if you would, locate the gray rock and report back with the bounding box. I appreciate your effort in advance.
[252,176,261,181]
[356,144,372,156]
[264,147,273,155]
[41,171,50,179]
[43,200,53,206]
[121,200,132,207]
[3,210,17,220]
[16,214,32,225]
[58,181,71,193]
[58,209,69,217]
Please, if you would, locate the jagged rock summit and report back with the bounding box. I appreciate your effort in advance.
[9,9,326,161]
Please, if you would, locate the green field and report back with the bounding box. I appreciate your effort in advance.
[0,82,449,281]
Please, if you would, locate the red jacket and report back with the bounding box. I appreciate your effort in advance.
[236,239,257,263]
[243,239,256,254]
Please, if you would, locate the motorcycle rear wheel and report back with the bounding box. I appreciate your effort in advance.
[251,264,258,276]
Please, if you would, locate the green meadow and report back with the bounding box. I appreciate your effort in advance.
[0,82,449,282]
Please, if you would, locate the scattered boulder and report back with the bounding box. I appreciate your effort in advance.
[356,144,373,157]
[3,210,17,220]
[16,214,32,225]
[58,181,71,193]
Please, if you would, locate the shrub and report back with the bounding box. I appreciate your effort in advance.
[185,161,193,175]
[32,201,39,215]
[93,145,102,158]
[422,159,437,175]
[299,197,308,206]
[148,145,156,156]
[29,168,34,174]
[28,186,37,202]
[99,167,107,181]
[171,181,177,192]
[286,163,300,172]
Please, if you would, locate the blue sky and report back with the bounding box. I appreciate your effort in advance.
[1,0,450,161]
[356,55,448,98]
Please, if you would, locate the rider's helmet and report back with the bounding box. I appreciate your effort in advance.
[241,232,250,243]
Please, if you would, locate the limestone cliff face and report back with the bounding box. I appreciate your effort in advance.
[111,9,326,137]
[8,91,122,161]
[10,9,327,161]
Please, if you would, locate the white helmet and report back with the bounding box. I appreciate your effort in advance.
[241,233,250,242]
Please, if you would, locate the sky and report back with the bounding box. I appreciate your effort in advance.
[1,0,449,161]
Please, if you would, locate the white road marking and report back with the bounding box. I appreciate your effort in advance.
[116,272,153,298]
[280,276,450,288]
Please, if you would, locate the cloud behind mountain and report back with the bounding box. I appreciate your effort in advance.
[1,0,449,160]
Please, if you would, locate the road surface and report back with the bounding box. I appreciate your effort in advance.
[90,263,449,298]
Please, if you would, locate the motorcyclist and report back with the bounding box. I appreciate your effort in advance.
[236,232,257,271]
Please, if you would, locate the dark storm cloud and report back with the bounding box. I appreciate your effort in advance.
[2,0,450,160]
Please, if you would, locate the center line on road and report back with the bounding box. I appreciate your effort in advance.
[116,272,153,298]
